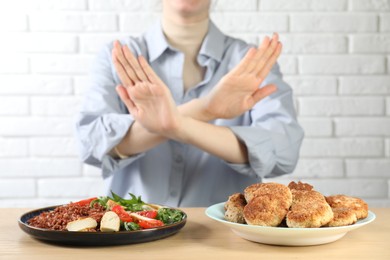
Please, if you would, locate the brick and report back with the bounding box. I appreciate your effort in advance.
[29,137,78,156]
[339,76,390,95]
[294,179,387,198]
[300,138,383,157]
[73,76,89,95]
[364,199,390,208]
[264,177,388,198]
[38,178,105,197]
[278,56,297,75]
[0,56,29,74]
[31,96,81,116]
[210,13,288,33]
[291,14,377,32]
[4,0,86,10]
[0,13,27,32]
[213,0,257,11]
[346,159,390,178]
[351,35,390,53]
[299,97,384,116]
[0,198,81,208]
[30,13,117,32]
[0,138,28,157]
[282,34,347,54]
[350,0,390,11]
[0,158,81,177]
[229,34,258,45]
[30,55,92,74]
[0,179,35,198]
[335,118,390,136]
[79,34,119,54]
[292,159,344,178]
[0,97,29,116]
[284,76,337,95]
[388,56,390,74]
[0,117,73,136]
[380,14,390,31]
[299,118,333,136]
[89,0,162,11]
[120,13,160,33]
[299,56,385,75]
[0,75,72,95]
[260,0,347,11]
[3,33,77,53]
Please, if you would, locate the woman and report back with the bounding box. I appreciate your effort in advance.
[75,0,304,207]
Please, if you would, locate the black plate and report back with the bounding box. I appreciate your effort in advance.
[18,205,187,246]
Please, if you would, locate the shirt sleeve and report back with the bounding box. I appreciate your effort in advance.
[226,62,304,179]
[74,42,144,178]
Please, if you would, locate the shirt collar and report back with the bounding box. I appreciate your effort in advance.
[144,21,169,62]
[144,20,226,63]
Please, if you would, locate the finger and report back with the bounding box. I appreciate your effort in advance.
[113,41,140,84]
[251,84,277,103]
[257,42,282,79]
[122,45,149,82]
[138,56,165,85]
[112,50,134,86]
[252,33,280,74]
[244,36,271,73]
[116,84,137,113]
[230,47,257,75]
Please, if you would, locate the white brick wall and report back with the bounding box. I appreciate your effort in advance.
[0,0,389,207]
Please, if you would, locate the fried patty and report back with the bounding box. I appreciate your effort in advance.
[286,189,334,228]
[288,181,313,191]
[224,193,247,224]
[325,195,368,227]
[244,182,292,203]
[243,183,292,227]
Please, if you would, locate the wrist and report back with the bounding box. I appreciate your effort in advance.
[114,146,130,159]
[179,98,216,122]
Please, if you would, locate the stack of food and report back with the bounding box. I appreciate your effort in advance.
[224,181,368,228]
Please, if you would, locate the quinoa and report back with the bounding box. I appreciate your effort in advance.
[27,203,106,231]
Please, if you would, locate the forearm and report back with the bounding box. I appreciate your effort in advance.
[114,98,213,156]
[171,116,248,164]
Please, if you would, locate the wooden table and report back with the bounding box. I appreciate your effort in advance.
[1,208,389,260]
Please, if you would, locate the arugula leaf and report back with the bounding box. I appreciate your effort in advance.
[90,196,109,209]
[109,191,145,211]
[157,208,185,225]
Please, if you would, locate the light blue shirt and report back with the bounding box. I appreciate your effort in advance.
[75,21,304,207]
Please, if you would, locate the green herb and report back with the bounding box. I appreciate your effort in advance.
[157,208,185,225]
[123,222,140,231]
[109,191,145,211]
[90,196,109,208]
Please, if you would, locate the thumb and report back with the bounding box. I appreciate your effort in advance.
[116,85,137,113]
[252,84,277,103]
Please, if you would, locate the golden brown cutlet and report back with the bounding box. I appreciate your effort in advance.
[288,181,313,191]
[325,207,358,227]
[244,182,292,203]
[325,195,368,227]
[224,193,247,224]
[286,189,334,228]
[243,183,292,227]
[243,183,262,202]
